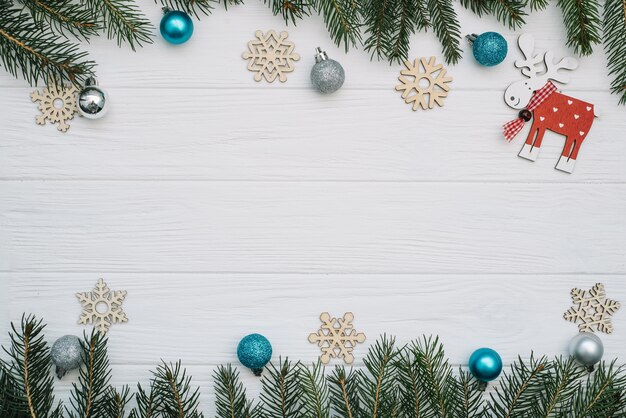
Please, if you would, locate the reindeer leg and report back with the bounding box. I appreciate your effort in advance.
[555,136,577,174]
[518,125,543,162]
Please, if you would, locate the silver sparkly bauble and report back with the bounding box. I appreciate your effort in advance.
[51,335,83,378]
[78,77,108,119]
[310,47,345,94]
[569,332,604,371]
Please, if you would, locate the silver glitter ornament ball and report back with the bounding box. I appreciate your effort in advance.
[78,77,108,119]
[51,335,83,379]
[569,332,604,371]
[310,47,345,94]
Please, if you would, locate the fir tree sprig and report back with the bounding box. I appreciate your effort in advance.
[454,368,484,418]
[386,0,422,64]
[396,345,423,418]
[158,0,216,18]
[17,0,99,40]
[556,0,602,56]
[2,315,63,418]
[263,0,312,25]
[67,331,115,418]
[103,386,133,418]
[213,364,253,418]
[315,0,362,52]
[532,356,585,417]
[426,0,462,64]
[0,3,95,86]
[571,360,626,417]
[257,357,302,418]
[361,0,397,61]
[151,361,203,418]
[298,361,330,418]
[83,0,154,50]
[328,366,363,418]
[489,0,527,29]
[358,335,399,417]
[488,354,550,417]
[602,0,626,105]
[129,382,158,418]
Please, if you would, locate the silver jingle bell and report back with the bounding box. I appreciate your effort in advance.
[310,47,345,94]
[568,332,604,371]
[78,77,108,119]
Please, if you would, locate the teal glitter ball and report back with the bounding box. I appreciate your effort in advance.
[237,334,272,376]
[471,32,507,66]
[160,10,193,45]
[469,348,503,381]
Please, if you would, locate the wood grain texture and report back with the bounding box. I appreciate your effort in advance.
[1,0,625,415]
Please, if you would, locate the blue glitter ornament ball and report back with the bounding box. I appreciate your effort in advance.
[160,9,193,45]
[468,32,507,66]
[237,334,272,376]
[468,347,503,382]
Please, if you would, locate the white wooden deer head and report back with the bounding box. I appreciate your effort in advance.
[504,34,578,109]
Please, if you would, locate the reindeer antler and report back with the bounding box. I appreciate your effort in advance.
[515,34,544,78]
[543,51,578,84]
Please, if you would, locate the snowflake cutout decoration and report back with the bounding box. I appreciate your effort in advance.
[242,30,300,83]
[564,283,620,334]
[308,312,366,364]
[395,56,453,110]
[31,82,78,132]
[77,278,128,334]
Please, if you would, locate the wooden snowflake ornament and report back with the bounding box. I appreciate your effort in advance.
[242,30,300,82]
[395,57,452,110]
[77,278,128,334]
[308,312,366,364]
[564,283,620,334]
[31,82,78,132]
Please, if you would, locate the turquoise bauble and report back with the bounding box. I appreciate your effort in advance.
[160,10,193,45]
[468,347,502,381]
[237,334,272,376]
[470,32,507,66]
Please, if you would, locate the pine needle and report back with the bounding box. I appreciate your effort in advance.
[557,0,602,55]
[213,364,253,418]
[602,0,626,105]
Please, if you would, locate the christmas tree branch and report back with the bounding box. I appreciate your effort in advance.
[257,358,302,418]
[489,0,527,29]
[532,357,584,416]
[158,0,216,18]
[361,0,396,61]
[83,0,154,50]
[151,361,203,418]
[328,366,362,418]
[557,0,602,55]
[0,3,95,86]
[263,0,312,25]
[17,0,99,40]
[572,360,626,417]
[602,0,626,105]
[387,0,422,64]
[298,361,330,418]
[455,368,484,418]
[358,335,399,417]
[426,0,462,64]
[213,364,253,418]
[315,0,362,51]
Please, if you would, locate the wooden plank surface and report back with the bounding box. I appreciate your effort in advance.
[1,0,625,414]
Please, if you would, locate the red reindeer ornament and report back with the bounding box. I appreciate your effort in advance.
[503,34,597,173]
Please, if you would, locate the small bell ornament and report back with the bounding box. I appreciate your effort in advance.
[310,47,345,94]
[466,32,508,67]
[51,335,83,379]
[77,77,108,119]
[160,8,193,45]
[569,332,604,371]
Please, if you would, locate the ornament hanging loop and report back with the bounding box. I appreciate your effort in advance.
[85,76,98,87]
[465,34,478,44]
[314,47,328,63]
[478,380,488,392]
[162,6,172,14]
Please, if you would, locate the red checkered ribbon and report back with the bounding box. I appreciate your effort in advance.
[502,81,558,141]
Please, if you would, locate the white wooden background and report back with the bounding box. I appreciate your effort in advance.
[1,1,625,413]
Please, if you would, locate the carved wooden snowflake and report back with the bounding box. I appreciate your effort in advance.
[564,283,620,334]
[308,312,365,364]
[395,56,453,110]
[77,278,128,334]
[242,30,300,83]
[31,82,78,132]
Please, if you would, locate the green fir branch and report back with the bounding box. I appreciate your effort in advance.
[455,368,485,418]
[602,0,626,105]
[361,0,396,60]
[213,364,253,418]
[532,357,584,417]
[315,0,362,51]
[490,0,527,29]
[263,0,312,25]
[426,0,462,64]
[557,0,602,55]
[158,0,217,18]
[298,361,330,418]
[328,366,363,418]
[488,354,549,418]
[358,335,399,417]
[458,0,490,16]
[571,360,626,417]
[386,0,421,64]
[17,0,99,40]
[0,3,95,86]
[257,358,302,418]
[103,386,133,418]
[129,382,157,418]
[529,0,549,11]
[396,345,423,418]
[151,361,203,418]
[83,0,154,50]
[67,331,114,418]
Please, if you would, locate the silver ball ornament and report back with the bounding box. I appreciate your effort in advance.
[569,332,604,371]
[78,77,108,119]
[310,47,345,94]
[51,335,83,379]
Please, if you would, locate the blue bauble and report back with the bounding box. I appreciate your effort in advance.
[471,32,507,66]
[160,10,193,45]
[237,334,272,376]
[468,348,502,382]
